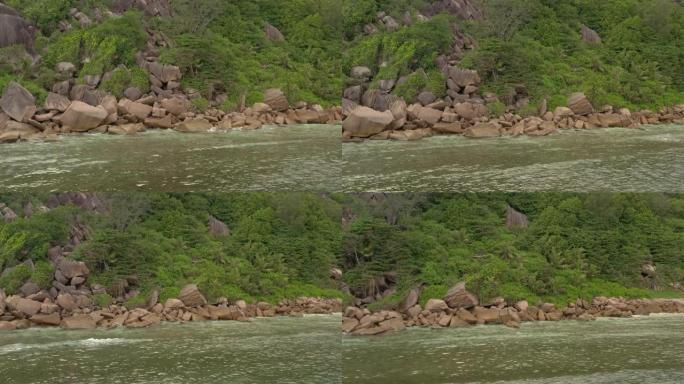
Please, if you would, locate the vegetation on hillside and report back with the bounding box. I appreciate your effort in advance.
[343,0,684,110]
[341,193,684,308]
[1,0,342,108]
[0,193,343,304]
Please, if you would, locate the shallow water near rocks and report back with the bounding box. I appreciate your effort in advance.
[0,125,340,192]
[342,314,684,384]
[0,315,340,384]
[342,125,684,192]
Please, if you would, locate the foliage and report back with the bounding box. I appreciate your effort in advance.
[342,193,684,306]
[42,12,147,78]
[99,66,150,98]
[0,193,343,304]
[344,0,684,109]
[0,264,31,295]
[31,260,54,290]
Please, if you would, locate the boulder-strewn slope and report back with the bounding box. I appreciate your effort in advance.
[0,193,345,330]
[340,193,684,309]
[0,1,342,141]
[342,0,684,140]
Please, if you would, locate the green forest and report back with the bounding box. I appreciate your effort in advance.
[0,193,343,307]
[341,193,684,308]
[3,0,684,111]
[1,0,342,107]
[2,193,683,309]
[343,0,684,111]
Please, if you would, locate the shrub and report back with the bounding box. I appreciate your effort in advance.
[0,264,32,295]
[31,260,54,290]
[93,293,113,308]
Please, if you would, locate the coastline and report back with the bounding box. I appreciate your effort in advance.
[0,284,342,332]
[342,100,684,142]
[342,292,684,336]
[0,81,342,145]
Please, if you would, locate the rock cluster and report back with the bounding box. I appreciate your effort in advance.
[343,76,684,141]
[342,6,684,143]
[0,79,341,144]
[342,282,684,336]
[0,279,342,331]
[0,4,341,144]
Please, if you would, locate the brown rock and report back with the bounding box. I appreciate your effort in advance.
[57,258,89,279]
[0,321,16,330]
[178,284,207,307]
[447,67,481,87]
[108,123,143,135]
[58,101,108,132]
[164,298,184,309]
[144,114,174,129]
[56,293,79,311]
[264,22,285,42]
[209,215,230,236]
[416,107,442,125]
[443,282,479,309]
[425,298,449,312]
[9,297,42,316]
[161,97,189,116]
[0,81,36,122]
[449,315,469,328]
[342,317,359,333]
[432,121,463,134]
[61,314,97,329]
[342,106,393,138]
[44,92,71,112]
[567,93,593,116]
[398,288,421,313]
[506,205,529,228]
[454,102,487,120]
[465,122,500,138]
[581,25,601,44]
[30,313,61,326]
[473,306,501,324]
[176,118,212,133]
[264,88,288,112]
[118,99,152,120]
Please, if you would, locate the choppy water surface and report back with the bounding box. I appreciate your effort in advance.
[342,125,684,192]
[0,125,340,192]
[0,315,340,384]
[343,314,684,384]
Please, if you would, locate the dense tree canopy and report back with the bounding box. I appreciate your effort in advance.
[0,193,343,305]
[342,193,684,307]
[344,0,684,110]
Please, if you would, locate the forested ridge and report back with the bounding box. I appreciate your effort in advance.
[343,0,684,112]
[0,193,343,307]
[341,193,684,308]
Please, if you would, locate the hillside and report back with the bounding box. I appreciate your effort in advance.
[0,193,344,307]
[341,193,684,308]
[0,0,342,108]
[343,0,684,112]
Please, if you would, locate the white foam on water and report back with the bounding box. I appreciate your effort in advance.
[0,338,151,355]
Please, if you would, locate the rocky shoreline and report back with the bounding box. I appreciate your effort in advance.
[342,87,684,142]
[342,283,684,336]
[0,283,342,331]
[341,7,684,142]
[0,80,342,144]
